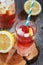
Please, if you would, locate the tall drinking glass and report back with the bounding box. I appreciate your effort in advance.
[15,20,37,56]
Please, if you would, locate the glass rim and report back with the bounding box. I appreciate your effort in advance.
[15,20,37,37]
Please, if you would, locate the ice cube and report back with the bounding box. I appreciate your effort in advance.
[17,28,24,36]
[24,33,29,37]
[5,0,14,6]
[0,2,6,8]
[0,0,5,2]
[1,2,6,7]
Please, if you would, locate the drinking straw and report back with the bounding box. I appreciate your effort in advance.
[26,1,35,26]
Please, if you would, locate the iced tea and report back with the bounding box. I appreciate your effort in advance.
[0,0,16,29]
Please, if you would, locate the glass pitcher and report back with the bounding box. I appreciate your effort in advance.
[0,0,16,29]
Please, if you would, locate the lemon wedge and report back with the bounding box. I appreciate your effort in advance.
[29,28,33,36]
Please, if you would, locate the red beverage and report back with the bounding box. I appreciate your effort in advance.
[15,20,37,56]
[0,0,16,29]
[16,25,34,48]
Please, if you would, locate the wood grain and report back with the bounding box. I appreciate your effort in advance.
[0,52,26,65]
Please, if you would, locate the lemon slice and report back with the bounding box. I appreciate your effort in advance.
[29,28,33,36]
[24,1,42,15]
[0,31,15,53]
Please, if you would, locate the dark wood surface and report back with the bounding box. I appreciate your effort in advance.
[0,0,43,65]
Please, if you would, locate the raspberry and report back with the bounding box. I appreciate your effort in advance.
[20,25,29,33]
